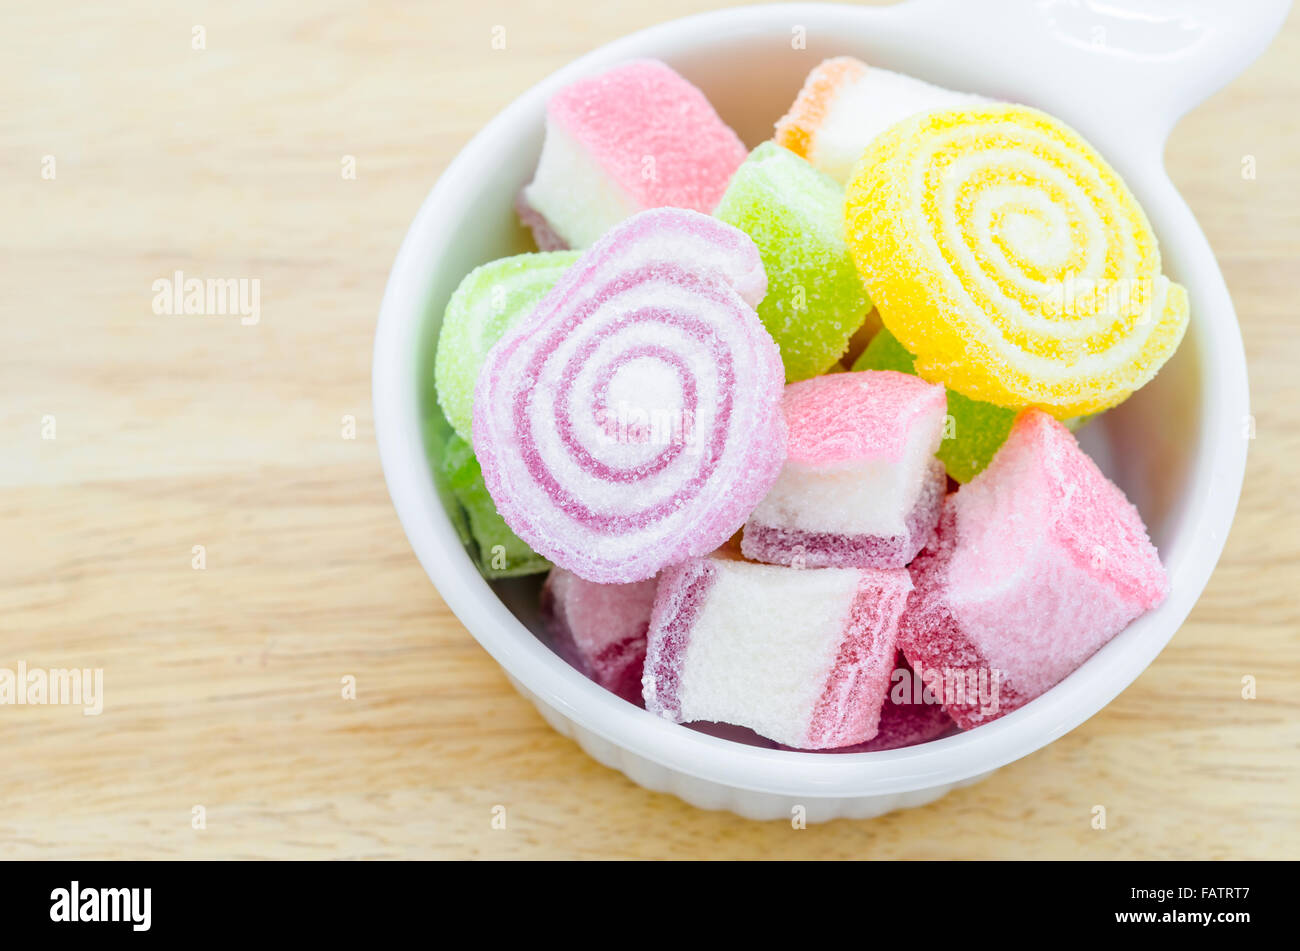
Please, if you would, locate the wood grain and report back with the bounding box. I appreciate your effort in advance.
[1,0,1296,859]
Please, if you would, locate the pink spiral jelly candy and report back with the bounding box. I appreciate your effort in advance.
[643,556,913,749]
[473,208,786,584]
[519,59,748,249]
[742,371,948,569]
[540,568,658,705]
[899,410,1169,729]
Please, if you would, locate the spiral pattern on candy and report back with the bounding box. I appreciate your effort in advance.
[473,208,786,584]
[845,104,1189,419]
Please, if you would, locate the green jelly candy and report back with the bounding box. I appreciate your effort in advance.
[423,401,472,548]
[853,328,1014,483]
[434,251,580,441]
[714,142,870,382]
[440,433,550,578]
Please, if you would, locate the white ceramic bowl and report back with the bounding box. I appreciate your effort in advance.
[373,0,1282,821]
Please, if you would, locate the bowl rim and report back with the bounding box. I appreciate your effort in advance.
[372,2,1250,797]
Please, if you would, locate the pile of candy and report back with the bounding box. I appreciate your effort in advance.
[433,57,1184,751]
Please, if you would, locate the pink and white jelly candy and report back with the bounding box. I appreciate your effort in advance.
[518,59,748,250]
[541,568,658,705]
[473,208,785,584]
[742,371,948,569]
[899,410,1169,729]
[642,555,913,749]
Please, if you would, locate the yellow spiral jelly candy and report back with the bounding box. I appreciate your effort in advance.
[844,104,1188,419]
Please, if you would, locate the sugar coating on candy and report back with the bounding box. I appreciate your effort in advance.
[521,59,747,249]
[898,410,1169,728]
[845,104,1190,419]
[774,56,987,184]
[781,655,956,752]
[779,370,945,467]
[473,208,785,584]
[853,327,1015,483]
[540,568,658,705]
[743,371,948,569]
[854,663,956,751]
[714,142,870,381]
[440,433,550,578]
[744,461,946,571]
[900,506,1031,728]
[435,251,579,441]
[643,557,913,749]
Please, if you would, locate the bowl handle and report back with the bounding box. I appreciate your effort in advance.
[883,0,1289,156]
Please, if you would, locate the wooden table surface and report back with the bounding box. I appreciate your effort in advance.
[2,0,1297,859]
